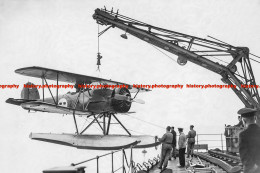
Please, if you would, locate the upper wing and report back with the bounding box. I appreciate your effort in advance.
[15,66,150,93]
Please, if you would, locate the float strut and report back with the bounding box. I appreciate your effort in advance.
[112,114,131,136]
[73,111,79,134]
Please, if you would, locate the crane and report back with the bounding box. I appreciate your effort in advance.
[92,8,260,123]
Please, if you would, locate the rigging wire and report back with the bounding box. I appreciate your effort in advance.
[81,115,151,135]
[81,117,103,133]
[125,114,165,129]
[250,53,260,59]
[149,44,177,63]
[79,117,89,132]
[148,33,259,65]
[108,116,150,135]
[148,38,230,65]
[206,35,260,63]
[127,129,148,135]
[178,42,230,64]
[250,58,260,64]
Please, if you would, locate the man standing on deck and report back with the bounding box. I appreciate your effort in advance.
[178,128,186,168]
[157,126,173,170]
[234,116,244,127]
[170,126,177,160]
[238,108,260,173]
[186,125,196,158]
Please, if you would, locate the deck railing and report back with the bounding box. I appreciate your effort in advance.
[196,133,226,151]
[71,146,136,173]
[69,133,227,173]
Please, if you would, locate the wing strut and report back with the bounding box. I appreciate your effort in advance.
[103,114,106,135]
[42,77,45,102]
[43,76,57,105]
[40,75,60,106]
[56,73,59,105]
[133,88,140,99]
[106,114,112,135]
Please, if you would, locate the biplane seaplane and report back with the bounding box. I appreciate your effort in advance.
[6,66,160,150]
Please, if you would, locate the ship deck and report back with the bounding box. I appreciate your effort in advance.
[149,157,188,173]
[149,153,227,173]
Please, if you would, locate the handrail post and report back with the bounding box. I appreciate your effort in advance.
[129,146,133,173]
[221,133,223,152]
[111,151,114,173]
[197,134,199,152]
[122,149,125,173]
[96,156,99,173]
[130,147,133,173]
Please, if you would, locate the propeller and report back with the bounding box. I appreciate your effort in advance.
[113,94,145,104]
[131,98,145,104]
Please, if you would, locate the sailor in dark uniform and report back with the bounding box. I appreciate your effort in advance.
[170,126,177,160]
[234,116,244,127]
[157,126,173,170]
[238,108,260,173]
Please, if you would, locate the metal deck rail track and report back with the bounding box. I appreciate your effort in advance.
[194,152,242,173]
[208,150,241,164]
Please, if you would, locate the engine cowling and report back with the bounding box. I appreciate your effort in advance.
[111,88,132,113]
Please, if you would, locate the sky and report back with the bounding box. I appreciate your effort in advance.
[0,0,260,172]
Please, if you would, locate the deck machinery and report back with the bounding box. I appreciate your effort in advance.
[93,8,260,154]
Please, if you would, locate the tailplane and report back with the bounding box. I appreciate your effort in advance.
[6,82,40,106]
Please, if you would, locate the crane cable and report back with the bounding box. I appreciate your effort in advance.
[97,24,103,72]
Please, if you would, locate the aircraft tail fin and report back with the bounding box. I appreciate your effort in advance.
[21,82,40,100]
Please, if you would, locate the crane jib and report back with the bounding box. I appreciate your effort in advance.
[93,8,260,112]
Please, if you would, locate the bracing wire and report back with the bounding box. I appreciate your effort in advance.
[148,38,230,65]
[206,36,260,63]
[178,42,230,64]
[125,114,165,129]
[250,58,260,64]
[81,117,103,133]
[96,117,149,135]
[250,53,260,59]
[127,129,148,135]
[149,44,177,63]
[80,117,89,132]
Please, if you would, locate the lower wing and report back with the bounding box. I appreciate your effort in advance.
[7,98,91,115]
